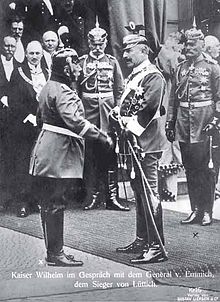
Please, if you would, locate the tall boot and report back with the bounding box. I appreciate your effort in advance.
[151,201,165,245]
[139,192,164,245]
[40,206,83,266]
[201,169,215,226]
[181,170,203,224]
[83,190,101,210]
[105,170,130,211]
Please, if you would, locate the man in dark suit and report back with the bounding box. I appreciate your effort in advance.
[8,40,49,217]
[41,30,59,71]
[0,35,19,209]
[9,15,25,63]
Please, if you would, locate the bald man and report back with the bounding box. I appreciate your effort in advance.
[204,35,220,60]
[42,31,59,70]
[8,40,50,217]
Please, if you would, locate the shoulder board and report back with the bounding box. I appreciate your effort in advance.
[79,54,88,61]
[106,54,116,60]
[60,84,72,91]
[203,53,218,64]
[147,64,160,73]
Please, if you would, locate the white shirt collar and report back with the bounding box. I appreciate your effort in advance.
[1,54,13,64]
[28,62,42,74]
[1,55,14,81]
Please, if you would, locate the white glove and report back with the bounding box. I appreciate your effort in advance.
[23,114,37,126]
[0,96,8,107]
[9,2,16,10]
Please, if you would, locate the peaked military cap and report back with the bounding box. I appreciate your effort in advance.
[123,21,148,50]
[87,17,107,44]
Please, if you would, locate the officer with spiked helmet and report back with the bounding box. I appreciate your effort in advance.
[79,18,129,211]
[29,48,114,266]
[166,22,220,226]
[113,22,168,264]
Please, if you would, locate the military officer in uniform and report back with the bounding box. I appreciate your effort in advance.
[79,21,129,211]
[55,0,90,56]
[166,26,220,226]
[114,24,168,264]
[29,48,114,266]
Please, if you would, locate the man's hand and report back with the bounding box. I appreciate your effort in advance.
[0,96,8,107]
[203,117,220,136]
[165,121,175,142]
[23,114,37,126]
[110,106,120,120]
[98,132,114,150]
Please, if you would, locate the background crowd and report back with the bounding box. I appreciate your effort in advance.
[0,0,219,267]
[0,0,220,215]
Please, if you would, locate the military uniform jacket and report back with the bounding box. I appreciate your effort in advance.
[79,52,124,132]
[29,74,105,179]
[120,59,167,153]
[167,53,220,143]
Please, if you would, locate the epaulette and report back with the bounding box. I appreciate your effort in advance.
[61,83,71,91]
[78,54,88,61]
[203,52,218,64]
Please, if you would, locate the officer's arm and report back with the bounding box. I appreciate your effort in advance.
[166,72,178,125]
[212,63,220,117]
[113,59,124,106]
[204,64,220,135]
[56,86,113,146]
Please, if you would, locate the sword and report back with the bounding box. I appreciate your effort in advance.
[208,136,214,169]
[127,140,168,259]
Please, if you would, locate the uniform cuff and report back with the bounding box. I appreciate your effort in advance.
[126,116,145,137]
[79,120,92,137]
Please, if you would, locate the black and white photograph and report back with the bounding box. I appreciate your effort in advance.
[0,0,219,301]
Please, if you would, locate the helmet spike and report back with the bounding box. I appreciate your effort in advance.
[95,16,99,29]
[88,17,107,44]
[193,16,197,28]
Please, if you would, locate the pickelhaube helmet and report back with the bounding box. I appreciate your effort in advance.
[123,22,148,50]
[185,18,204,41]
[87,17,107,44]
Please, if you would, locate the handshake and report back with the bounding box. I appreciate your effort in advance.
[97,131,114,151]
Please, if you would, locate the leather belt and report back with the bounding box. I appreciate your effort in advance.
[179,100,213,108]
[82,91,113,98]
[42,123,82,139]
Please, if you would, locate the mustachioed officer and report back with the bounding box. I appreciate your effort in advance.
[79,20,130,212]
[166,26,220,226]
[114,23,168,264]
